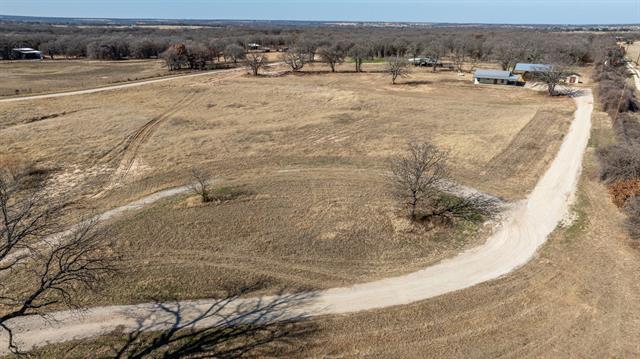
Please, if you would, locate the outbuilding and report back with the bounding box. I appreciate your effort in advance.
[513,63,552,80]
[565,73,582,84]
[11,48,43,60]
[473,69,524,86]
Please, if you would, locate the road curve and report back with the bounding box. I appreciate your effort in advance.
[0,90,593,353]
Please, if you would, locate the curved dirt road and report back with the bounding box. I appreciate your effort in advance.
[0,91,593,353]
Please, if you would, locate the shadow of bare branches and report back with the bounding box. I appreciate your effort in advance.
[111,284,316,358]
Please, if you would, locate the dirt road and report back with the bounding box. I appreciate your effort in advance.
[0,62,287,103]
[0,89,593,354]
[0,70,234,103]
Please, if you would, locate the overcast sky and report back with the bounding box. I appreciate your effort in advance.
[2,0,639,25]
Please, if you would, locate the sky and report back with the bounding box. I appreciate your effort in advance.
[2,0,639,25]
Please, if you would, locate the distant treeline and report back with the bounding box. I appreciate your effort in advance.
[1,22,637,66]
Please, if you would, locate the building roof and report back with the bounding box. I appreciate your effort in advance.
[12,48,41,54]
[474,69,522,81]
[514,63,552,72]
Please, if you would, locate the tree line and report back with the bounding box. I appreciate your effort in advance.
[0,21,623,68]
[594,37,640,240]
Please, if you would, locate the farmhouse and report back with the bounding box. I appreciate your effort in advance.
[473,69,524,86]
[11,48,43,60]
[513,63,552,80]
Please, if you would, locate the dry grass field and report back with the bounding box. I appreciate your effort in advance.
[0,62,575,305]
[24,99,640,359]
[0,59,169,96]
[626,41,640,64]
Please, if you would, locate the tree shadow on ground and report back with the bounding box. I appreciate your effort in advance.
[110,284,317,358]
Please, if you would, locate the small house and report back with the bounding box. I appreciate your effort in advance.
[11,48,43,60]
[473,69,524,86]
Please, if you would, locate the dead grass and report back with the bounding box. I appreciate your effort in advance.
[68,168,489,306]
[0,59,169,96]
[0,61,576,307]
[626,41,640,65]
[270,98,640,359]
[21,149,640,357]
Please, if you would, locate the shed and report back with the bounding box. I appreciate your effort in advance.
[11,48,43,60]
[473,69,524,86]
[565,73,582,84]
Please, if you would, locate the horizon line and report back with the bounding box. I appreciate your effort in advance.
[1,13,639,27]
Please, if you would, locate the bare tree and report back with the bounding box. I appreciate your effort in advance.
[161,43,188,71]
[348,43,371,72]
[422,38,446,72]
[317,45,346,72]
[0,168,117,353]
[112,285,314,358]
[390,142,447,219]
[452,49,466,74]
[492,40,523,71]
[531,64,574,96]
[597,143,640,182]
[297,37,319,63]
[385,56,410,84]
[224,43,245,64]
[207,39,225,62]
[390,143,498,222]
[451,40,467,74]
[406,42,423,60]
[189,169,213,203]
[185,43,211,70]
[281,47,305,71]
[244,52,268,76]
